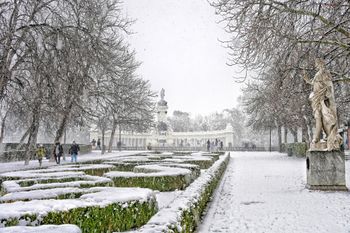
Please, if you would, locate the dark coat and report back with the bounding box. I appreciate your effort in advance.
[54,144,63,156]
[69,144,80,154]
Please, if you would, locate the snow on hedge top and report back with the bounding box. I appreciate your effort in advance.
[104,164,191,178]
[42,164,115,172]
[0,170,86,179]
[0,164,115,180]
[160,152,173,156]
[191,152,218,156]
[0,224,81,233]
[162,155,213,164]
[0,187,156,221]
[0,187,84,202]
[127,153,229,233]
[2,175,112,193]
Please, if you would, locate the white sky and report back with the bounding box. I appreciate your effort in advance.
[123,0,244,116]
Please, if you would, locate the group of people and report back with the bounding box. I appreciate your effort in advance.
[35,141,80,167]
[206,138,224,152]
[91,138,101,150]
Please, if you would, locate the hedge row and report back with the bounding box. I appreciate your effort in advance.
[0,188,158,233]
[1,175,112,193]
[129,152,230,233]
[105,164,198,191]
[281,143,308,157]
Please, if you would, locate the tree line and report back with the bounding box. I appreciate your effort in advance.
[0,0,155,164]
[211,0,350,147]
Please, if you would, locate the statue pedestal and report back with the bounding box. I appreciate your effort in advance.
[306,150,348,191]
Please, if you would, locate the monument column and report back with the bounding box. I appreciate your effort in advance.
[156,88,169,146]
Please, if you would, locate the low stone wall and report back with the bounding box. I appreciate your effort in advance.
[281,142,308,157]
[0,144,92,163]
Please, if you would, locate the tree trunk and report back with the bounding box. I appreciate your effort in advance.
[51,101,73,161]
[118,125,122,152]
[24,106,41,165]
[108,120,117,153]
[291,127,298,143]
[0,111,8,144]
[307,118,314,141]
[277,124,282,152]
[284,127,288,144]
[101,128,105,155]
[301,117,310,144]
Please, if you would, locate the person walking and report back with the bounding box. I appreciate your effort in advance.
[210,141,215,152]
[97,138,101,150]
[220,140,224,151]
[206,139,210,152]
[36,144,46,167]
[54,142,63,164]
[69,141,80,163]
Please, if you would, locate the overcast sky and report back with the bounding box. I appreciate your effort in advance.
[123,0,244,116]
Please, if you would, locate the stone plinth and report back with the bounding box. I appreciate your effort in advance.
[309,141,327,151]
[306,150,348,191]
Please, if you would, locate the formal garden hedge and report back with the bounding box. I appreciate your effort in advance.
[0,151,229,232]
[0,188,157,233]
[128,153,230,233]
[281,142,308,157]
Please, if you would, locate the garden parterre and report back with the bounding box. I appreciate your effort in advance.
[0,151,229,232]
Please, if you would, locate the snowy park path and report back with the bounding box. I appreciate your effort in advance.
[0,150,144,173]
[198,152,350,233]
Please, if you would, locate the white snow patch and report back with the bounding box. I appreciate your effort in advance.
[0,187,155,223]
[105,164,191,178]
[198,152,350,233]
[0,224,81,233]
[1,175,111,193]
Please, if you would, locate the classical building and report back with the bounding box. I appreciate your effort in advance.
[90,89,235,149]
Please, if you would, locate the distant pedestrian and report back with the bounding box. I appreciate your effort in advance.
[97,138,101,150]
[91,139,96,147]
[210,141,215,152]
[36,144,46,167]
[220,141,223,151]
[54,142,63,164]
[206,140,210,152]
[69,141,80,163]
[215,138,218,147]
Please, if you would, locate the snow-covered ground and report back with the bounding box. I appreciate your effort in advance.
[0,150,144,173]
[198,152,350,233]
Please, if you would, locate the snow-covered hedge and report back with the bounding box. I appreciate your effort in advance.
[0,165,117,193]
[281,143,308,157]
[0,187,158,233]
[1,175,112,193]
[42,164,115,176]
[0,151,226,232]
[127,152,230,233]
[162,155,215,169]
[105,164,199,191]
[0,224,81,233]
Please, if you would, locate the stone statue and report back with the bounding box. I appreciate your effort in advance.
[160,88,165,101]
[303,58,342,151]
